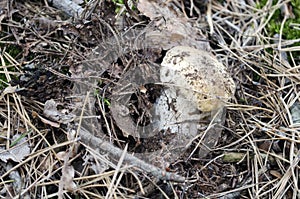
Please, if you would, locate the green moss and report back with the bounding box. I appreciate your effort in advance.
[0,44,22,89]
[256,0,300,60]
[112,0,136,14]
[253,72,261,82]
[0,75,8,90]
[256,0,270,9]
[94,81,111,107]
[7,45,22,58]
[94,91,111,106]
[112,0,123,13]
[268,14,300,41]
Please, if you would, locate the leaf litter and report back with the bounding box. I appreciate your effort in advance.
[0,0,299,198]
[0,134,30,163]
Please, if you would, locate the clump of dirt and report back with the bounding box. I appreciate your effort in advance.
[11,66,71,102]
[127,83,163,127]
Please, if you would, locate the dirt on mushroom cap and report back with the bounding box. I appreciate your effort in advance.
[161,46,236,112]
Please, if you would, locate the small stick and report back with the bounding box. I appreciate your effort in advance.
[48,0,83,17]
[78,126,185,183]
[124,0,141,21]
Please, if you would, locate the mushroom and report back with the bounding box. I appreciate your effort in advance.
[110,45,236,166]
[160,46,236,119]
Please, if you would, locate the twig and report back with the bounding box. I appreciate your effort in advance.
[124,0,141,21]
[78,126,185,183]
[48,0,83,17]
[43,96,185,182]
[207,0,214,34]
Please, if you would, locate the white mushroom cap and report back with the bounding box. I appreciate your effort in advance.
[161,46,235,112]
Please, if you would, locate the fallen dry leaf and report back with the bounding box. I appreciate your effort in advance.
[38,114,60,128]
[0,134,30,163]
[138,0,209,51]
[0,85,17,100]
[60,165,77,191]
[43,99,75,124]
